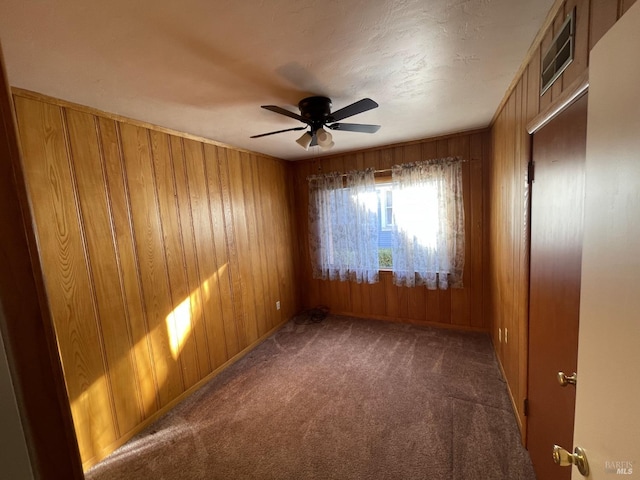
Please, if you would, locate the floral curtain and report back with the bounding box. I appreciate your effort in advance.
[391,157,465,289]
[308,169,379,283]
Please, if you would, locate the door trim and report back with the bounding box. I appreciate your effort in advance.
[527,69,589,134]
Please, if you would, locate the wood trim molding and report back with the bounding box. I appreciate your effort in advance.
[527,69,589,134]
[490,0,566,126]
[10,87,283,162]
[292,127,490,164]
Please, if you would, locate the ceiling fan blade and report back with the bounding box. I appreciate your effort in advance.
[250,126,307,138]
[329,98,379,122]
[261,105,310,124]
[328,123,381,133]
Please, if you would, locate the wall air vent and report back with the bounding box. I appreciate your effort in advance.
[540,8,575,95]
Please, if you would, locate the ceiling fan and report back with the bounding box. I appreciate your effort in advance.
[250,96,381,151]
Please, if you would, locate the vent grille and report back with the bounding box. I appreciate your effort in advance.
[541,8,575,95]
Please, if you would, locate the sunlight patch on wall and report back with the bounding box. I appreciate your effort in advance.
[165,263,228,360]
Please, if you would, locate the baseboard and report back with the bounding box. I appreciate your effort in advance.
[490,337,526,445]
[82,317,292,471]
[327,309,490,334]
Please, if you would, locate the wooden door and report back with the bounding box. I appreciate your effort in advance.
[527,94,588,480]
[572,4,640,478]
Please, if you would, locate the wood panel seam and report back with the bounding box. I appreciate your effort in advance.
[147,128,187,393]
[179,137,213,373]
[115,121,162,412]
[93,114,145,423]
[61,106,121,438]
[200,141,230,361]
[211,147,242,350]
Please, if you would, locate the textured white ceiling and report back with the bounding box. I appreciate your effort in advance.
[0,0,553,160]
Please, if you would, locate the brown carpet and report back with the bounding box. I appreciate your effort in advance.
[86,315,536,480]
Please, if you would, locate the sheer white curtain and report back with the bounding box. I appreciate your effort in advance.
[391,157,465,289]
[308,169,379,283]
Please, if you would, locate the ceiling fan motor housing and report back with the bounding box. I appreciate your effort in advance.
[298,96,333,127]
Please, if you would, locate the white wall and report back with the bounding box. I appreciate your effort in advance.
[0,307,34,480]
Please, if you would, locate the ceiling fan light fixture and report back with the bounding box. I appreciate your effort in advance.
[296,132,313,150]
[319,140,335,151]
[316,127,333,148]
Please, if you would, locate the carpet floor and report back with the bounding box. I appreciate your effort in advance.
[86,315,536,480]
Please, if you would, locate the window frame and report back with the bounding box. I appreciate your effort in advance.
[375,175,393,272]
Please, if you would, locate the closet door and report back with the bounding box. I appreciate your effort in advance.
[527,93,587,480]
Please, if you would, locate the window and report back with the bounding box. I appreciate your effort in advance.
[307,169,380,284]
[376,183,393,269]
[308,158,465,289]
[390,159,465,289]
[378,185,393,231]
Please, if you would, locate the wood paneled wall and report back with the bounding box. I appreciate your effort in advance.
[291,130,490,331]
[12,91,299,469]
[0,50,83,478]
[488,0,635,438]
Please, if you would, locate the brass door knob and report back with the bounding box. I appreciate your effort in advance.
[553,445,590,476]
[557,371,577,386]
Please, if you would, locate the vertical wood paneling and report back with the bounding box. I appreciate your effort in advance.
[169,136,212,380]
[216,146,249,349]
[98,117,160,417]
[252,155,275,331]
[149,130,200,390]
[14,92,299,469]
[257,157,283,330]
[203,145,241,357]
[369,275,387,314]
[384,273,399,319]
[119,123,185,407]
[66,109,143,436]
[590,0,619,49]
[620,0,638,15]
[241,154,269,338]
[226,149,259,347]
[469,134,484,328]
[182,138,228,369]
[487,0,630,438]
[15,0,629,464]
[349,279,364,316]
[283,163,300,321]
[291,131,489,331]
[15,97,117,462]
